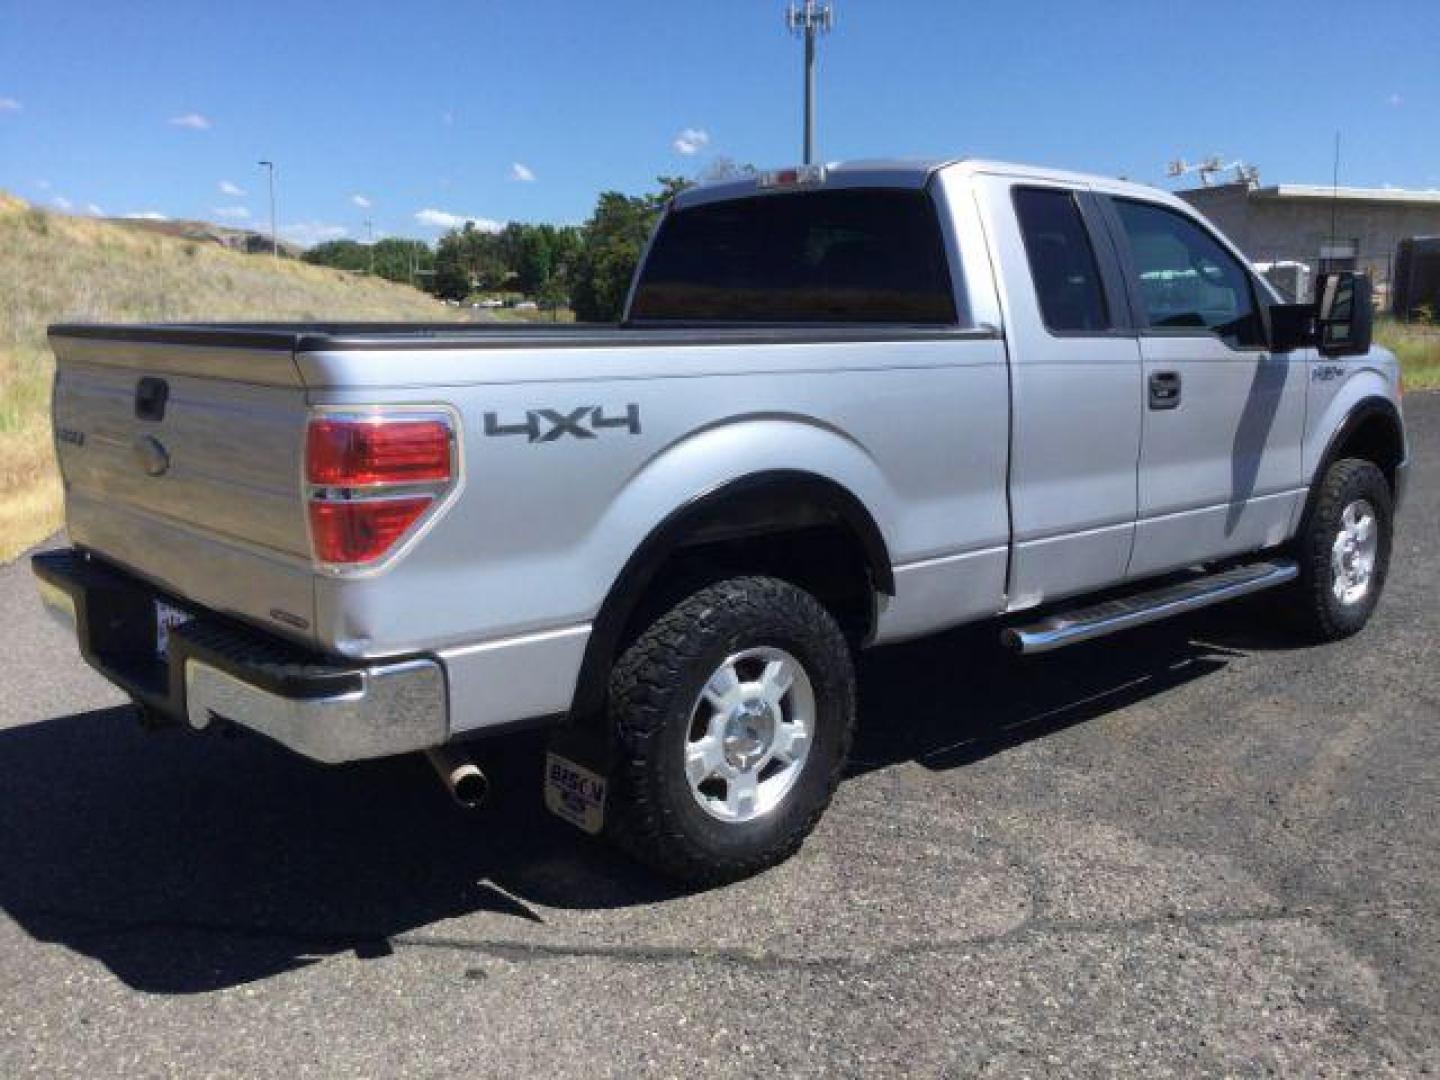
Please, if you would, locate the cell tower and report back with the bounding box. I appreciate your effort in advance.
[786,1,834,165]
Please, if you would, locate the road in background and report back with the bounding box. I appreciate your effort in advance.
[1,396,1436,1077]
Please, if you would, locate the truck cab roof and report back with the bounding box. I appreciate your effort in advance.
[671,157,1192,215]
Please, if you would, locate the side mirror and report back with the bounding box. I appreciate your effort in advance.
[1267,302,1315,353]
[1316,271,1374,357]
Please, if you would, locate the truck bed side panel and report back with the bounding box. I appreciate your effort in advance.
[304,337,1009,729]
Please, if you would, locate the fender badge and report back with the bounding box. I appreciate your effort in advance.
[133,435,170,477]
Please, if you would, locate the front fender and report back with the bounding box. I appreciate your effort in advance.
[1303,349,1403,488]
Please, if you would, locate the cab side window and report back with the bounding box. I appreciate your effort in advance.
[1013,187,1110,333]
[1113,199,1265,349]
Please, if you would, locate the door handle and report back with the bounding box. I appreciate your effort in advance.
[1148,371,1182,410]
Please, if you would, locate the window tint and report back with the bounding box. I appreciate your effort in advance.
[1114,199,1264,348]
[629,189,957,324]
[1013,188,1110,332]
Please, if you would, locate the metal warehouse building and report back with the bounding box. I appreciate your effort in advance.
[1177,180,1440,303]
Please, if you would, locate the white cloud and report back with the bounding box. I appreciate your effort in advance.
[1387,93,1404,107]
[52,195,73,211]
[85,203,104,217]
[218,180,246,196]
[123,211,169,221]
[280,221,348,247]
[169,112,211,130]
[213,205,251,220]
[351,193,372,209]
[510,162,536,183]
[673,127,711,155]
[0,97,21,113]
[414,208,503,233]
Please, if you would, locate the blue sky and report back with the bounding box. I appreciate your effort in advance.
[2,0,1436,246]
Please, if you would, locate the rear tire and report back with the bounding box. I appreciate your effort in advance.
[606,576,855,885]
[1287,457,1393,641]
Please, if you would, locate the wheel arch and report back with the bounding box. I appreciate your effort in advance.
[568,470,893,720]
[1300,395,1405,530]
[1314,396,1404,486]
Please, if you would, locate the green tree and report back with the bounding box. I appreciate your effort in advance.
[431,234,471,300]
[430,223,509,298]
[303,237,435,287]
[302,239,369,273]
[370,238,434,286]
[569,177,691,322]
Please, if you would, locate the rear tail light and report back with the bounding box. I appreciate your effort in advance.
[306,417,452,486]
[309,497,434,565]
[304,412,458,570]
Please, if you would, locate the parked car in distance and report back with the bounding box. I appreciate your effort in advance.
[35,159,1408,884]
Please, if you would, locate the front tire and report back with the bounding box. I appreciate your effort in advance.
[1289,457,1393,641]
[606,576,856,885]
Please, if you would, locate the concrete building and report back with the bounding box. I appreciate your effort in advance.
[1178,181,1440,300]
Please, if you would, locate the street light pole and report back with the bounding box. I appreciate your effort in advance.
[786,1,834,165]
[258,160,277,261]
[364,217,375,274]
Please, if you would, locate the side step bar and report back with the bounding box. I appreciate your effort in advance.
[1002,559,1299,655]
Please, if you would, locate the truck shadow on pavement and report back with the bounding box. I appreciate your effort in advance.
[0,603,1284,995]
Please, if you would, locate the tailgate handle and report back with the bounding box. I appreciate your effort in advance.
[135,377,169,422]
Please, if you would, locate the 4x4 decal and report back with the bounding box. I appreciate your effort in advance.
[483,404,642,443]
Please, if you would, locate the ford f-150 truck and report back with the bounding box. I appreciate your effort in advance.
[33,159,1409,884]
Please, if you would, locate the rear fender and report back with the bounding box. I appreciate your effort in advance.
[568,417,894,719]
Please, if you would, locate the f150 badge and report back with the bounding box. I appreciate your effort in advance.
[483,404,641,443]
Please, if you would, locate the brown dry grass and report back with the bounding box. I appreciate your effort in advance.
[0,192,461,562]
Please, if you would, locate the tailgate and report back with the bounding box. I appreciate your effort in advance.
[49,329,318,643]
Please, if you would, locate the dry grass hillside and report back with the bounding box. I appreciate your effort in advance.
[0,192,460,561]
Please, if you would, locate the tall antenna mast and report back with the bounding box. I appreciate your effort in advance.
[1330,131,1341,251]
[786,1,834,165]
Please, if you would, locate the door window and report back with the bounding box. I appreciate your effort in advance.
[1114,199,1265,349]
[1013,187,1110,333]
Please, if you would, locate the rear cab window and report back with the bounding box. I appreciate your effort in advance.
[1012,187,1111,334]
[628,188,958,324]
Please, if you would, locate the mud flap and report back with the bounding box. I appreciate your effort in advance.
[544,723,615,835]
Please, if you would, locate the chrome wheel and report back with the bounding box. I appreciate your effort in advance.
[1330,498,1378,606]
[683,646,816,823]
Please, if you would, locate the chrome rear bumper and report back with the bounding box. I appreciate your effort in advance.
[33,548,447,763]
[182,655,445,764]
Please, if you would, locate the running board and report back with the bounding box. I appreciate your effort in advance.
[1002,559,1299,654]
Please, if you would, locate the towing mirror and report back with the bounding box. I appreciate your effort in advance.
[1316,271,1373,357]
[1267,303,1315,353]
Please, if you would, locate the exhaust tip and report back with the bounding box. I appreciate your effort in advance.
[450,765,490,810]
[426,746,489,810]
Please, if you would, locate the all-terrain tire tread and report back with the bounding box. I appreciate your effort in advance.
[605,576,854,886]
[1290,457,1392,642]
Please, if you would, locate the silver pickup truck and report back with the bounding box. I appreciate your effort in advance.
[34,159,1409,884]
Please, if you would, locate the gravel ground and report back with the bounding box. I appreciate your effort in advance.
[0,395,1435,1078]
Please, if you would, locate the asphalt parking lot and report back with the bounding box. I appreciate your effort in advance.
[1,394,1436,1078]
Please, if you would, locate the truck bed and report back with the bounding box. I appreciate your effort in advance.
[50,321,972,354]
